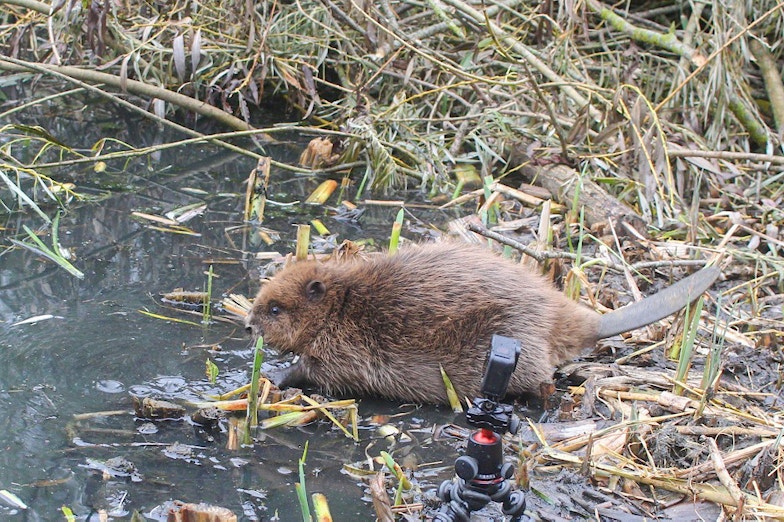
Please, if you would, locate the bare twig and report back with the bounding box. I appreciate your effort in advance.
[465,222,710,274]
[667,147,784,166]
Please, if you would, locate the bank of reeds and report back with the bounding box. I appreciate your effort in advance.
[2,0,782,210]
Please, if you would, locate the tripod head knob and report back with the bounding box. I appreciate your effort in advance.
[500,462,514,480]
[454,456,478,482]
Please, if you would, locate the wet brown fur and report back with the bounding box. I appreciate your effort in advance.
[246,242,600,404]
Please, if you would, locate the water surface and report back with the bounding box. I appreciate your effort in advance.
[0,141,466,520]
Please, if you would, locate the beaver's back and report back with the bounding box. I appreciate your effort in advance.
[365,242,600,361]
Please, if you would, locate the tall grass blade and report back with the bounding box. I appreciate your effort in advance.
[0,169,52,224]
[11,223,84,278]
[701,297,726,391]
[440,365,463,413]
[673,296,704,396]
[388,208,404,254]
[246,336,264,431]
[379,450,413,507]
[297,441,313,522]
[202,264,214,324]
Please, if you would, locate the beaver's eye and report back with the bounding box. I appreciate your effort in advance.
[268,303,282,316]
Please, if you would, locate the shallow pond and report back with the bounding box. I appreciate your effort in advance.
[0,139,490,520]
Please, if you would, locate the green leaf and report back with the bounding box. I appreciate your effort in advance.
[205,358,219,384]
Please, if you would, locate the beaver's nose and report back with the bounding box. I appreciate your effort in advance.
[244,315,257,336]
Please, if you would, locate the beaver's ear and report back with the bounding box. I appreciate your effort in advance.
[305,280,326,301]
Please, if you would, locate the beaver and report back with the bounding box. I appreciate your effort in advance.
[245,241,719,404]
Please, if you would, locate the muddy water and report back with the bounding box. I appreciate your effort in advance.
[0,145,471,520]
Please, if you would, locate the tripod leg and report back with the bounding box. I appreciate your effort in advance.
[503,490,528,519]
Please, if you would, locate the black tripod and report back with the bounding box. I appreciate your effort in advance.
[433,336,530,522]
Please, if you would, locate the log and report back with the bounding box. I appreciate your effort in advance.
[520,163,647,234]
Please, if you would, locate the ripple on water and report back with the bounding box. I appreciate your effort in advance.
[95,379,125,393]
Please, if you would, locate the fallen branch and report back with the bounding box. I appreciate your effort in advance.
[0,56,274,140]
[519,162,647,231]
[585,0,706,67]
[750,38,784,135]
[1,0,51,14]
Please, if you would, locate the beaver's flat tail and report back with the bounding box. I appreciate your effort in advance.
[596,265,721,339]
